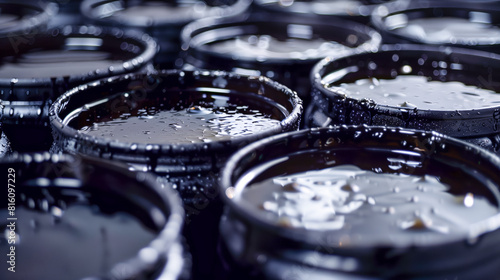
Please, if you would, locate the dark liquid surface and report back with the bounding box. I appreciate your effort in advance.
[390,17,500,45]
[331,75,500,110]
[0,50,125,79]
[258,0,366,15]
[0,180,158,280]
[231,148,500,247]
[70,89,284,145]
[207,34,351,60]
[0,133,9,157]
[81,105,280,144]
[0,14,22,31]
[100,0,209,24]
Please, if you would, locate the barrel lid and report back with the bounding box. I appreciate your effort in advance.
[253,0,396,22]
[50,69,302,173]
[0,0,58,37]
[81,0,252,28]
[372,0,500,49]
[0,25,157,101]
[311,44,500,138]
[181,13,381,68]
[0,152,185,279]
[220,125,500,276]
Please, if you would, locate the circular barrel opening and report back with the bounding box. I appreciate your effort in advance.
[219,125,500,279]
[0,152,186,280]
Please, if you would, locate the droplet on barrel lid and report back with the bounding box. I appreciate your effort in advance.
[139,247,159,264]
[282,182,301,192]
[382,206,395,214]
[462,192,474,208]
[51,206,64,218]
[402,216,428,230]
[187,105,211,114]
[260,201,278,212]
[409,195,419,203]
[398,101,417,108]
[277,216,293,228]
[30,219,38,230]
[341,182,360,192]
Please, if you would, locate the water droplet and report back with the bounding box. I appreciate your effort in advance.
[282,182,300,192]
[341,182,360,192]
[212,76,228,88]
[401,65,412,74]
[402,217,427,230]
[169,123,182,130]
[382,207,395,214]
[225,187,235,199]
[463,193,474,208]
[398,101,417,108]
[30,219,38,230]
[51,206,64,218]
[187,106,211,115]
[139,247,159,264]
[367,197,376,205]
[28,198,35,209]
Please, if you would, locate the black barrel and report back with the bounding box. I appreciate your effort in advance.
[0,0,57,38]
[371,0,500,53]
[307,44,500,154]
[50,69,302,207]
[181,13,381,111]
[218,125,500,279]
[49,69,302,279]
[253,0,397,23]
[81,0,252,68]
[48,0,86,28]
[1,25,157,152]
[0,152,188,280]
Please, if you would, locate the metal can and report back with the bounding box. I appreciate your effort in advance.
[81,0,252,68]
[307,44,500,154]
[218,125,500,279]
[372,0,500,53]
[0,152,188,279]
[181,13,381,112]
[0,25,157,152]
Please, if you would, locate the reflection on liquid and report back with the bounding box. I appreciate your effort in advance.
[238,165,498,247]
[81,105,281,144]
[334,75,500,110]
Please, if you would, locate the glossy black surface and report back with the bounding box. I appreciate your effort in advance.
[181,13,381,110]
[218,125,500,279]
[0,25,157,152]
[307,44,500,154]
[0,153,186,280]
[81,0,251,67]
[372,0,500,53]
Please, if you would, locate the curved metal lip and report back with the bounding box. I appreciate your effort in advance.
[0,151,185,280]
[219,125,500,250]
[0,1,58,37]
[80,0,252,28]
[253,0,395,18]
[0,24,158,88]
[49,69,303,156]
[371,0,500,46]
[181,13,382,65]
[311,44,500,122]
